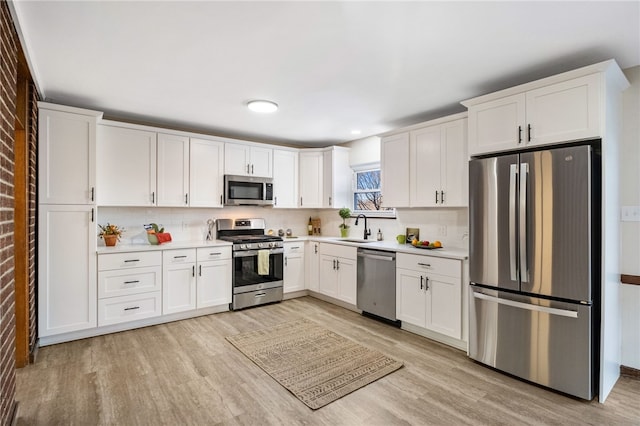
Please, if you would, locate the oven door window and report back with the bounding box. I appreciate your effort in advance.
[233,250,283,287]
[228,181,264,201]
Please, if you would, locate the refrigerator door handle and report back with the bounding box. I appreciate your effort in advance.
[519,162,529,283]
[509,164,518,281]
[472,291,578,318]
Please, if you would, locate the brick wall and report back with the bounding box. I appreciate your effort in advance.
[27,82,36,356]
[0,1,18,424]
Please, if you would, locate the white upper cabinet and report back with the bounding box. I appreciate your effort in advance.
[322,146,351,209]
[381,114,468,208]
[299,151,324,208]
[97,125,157,206]
[189,138,224,208]
[157,133,190,207]
[465,73,602,156]
[224,142,273,177]
[380,133,410,207]
[38,104,102,204]
[273,149,299,208]
[410,126,442,206]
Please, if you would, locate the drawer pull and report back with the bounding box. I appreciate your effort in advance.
[124,306,140,311]
[124,259,140,263]
[255,292,267,298]
[173,255,188,259]
[417,262,431,267]
[209,252,222,256]
[290,246,301,250]
[123,280,140,284]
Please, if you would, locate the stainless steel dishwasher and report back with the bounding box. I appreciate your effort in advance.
[357,248,399,324]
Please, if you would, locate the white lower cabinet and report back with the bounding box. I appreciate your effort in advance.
[396,253,462,340]
[39,204,97,337]
[284,242,305,293]
[196,247,232,308]
[318,243,357,305]
[305,241,320,292]
[97,251,162,326]
[163,249,197,314]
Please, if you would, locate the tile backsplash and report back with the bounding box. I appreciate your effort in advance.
[97,206,469,249]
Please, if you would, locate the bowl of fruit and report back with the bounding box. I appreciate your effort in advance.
[411,239,443,250]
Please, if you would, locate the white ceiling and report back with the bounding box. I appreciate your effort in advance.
[10,1,640,147]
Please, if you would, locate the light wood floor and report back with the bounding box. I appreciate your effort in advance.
[16,297,640,425]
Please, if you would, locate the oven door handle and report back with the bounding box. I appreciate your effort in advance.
[233,248,284,258]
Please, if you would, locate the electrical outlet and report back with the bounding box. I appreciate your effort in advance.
[438,225,447,236]
[621,206,640,222]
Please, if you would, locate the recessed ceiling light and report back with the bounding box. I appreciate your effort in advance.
[247,100,278,113]
[351,130,362,135]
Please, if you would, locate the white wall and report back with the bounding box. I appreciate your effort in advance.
[620,66,640,370]
[343,136,381,167]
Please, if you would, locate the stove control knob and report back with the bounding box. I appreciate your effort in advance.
[258,243,264,248]
[240,244,247,250]
[269,242,275,248]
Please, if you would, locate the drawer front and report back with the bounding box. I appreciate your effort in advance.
[99,251,162,271]
[284,243,304,257]
[98,266,161,299]
[98,291,161,326]
[163,249,197,264]
[319,243,357,260]
[397,253,461,278]
[196,246,231,262]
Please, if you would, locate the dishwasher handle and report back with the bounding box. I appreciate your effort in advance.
[357,251,395,262]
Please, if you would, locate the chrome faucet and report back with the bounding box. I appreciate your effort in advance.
[354,214,371,240]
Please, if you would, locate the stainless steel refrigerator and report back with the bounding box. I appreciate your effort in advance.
[468,144,599,400]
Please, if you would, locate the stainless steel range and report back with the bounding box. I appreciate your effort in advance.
[217,218,284,310]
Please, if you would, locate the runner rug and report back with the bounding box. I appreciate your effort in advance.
[226,318,403,409]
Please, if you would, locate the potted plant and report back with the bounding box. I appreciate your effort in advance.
[338,207,351,238]
[98,223,124,247]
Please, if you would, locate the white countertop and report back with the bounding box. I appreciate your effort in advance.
[96,239,232,254]
[97,236,468,260]
[287,236,468,260]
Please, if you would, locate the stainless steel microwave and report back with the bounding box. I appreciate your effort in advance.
[224,175,274,206]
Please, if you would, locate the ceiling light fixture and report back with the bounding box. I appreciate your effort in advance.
[247,100,278,113]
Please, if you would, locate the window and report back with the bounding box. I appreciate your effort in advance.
[352,166,395,218]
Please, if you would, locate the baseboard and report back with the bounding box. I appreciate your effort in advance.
[29,343,39,364]
[620,365,640,379]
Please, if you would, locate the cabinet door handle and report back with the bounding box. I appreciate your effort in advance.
[199,265,202,276]
[518,125,523,143]
[336,259,340,270]
[274,196,277,206]
[329,196,332,206]
[124,259,140,263]
[417,262,431,268]
[123,280,140,284]
[300,197,303,206]
[314,244,318,254]
[527,124,532,142]
[425,276,430,291]
[420,276,424,290]
[285,257,288,267]
[435,191,439,204]
[246,164,250,174]
[333,259,336,270]
[124,306,140,311]
[185,193,188,205]
[91,187,95,201]
[220,194,223,205]
[90,208,94,222]
[192,265,195,277]
[251,164,254,174]
[151,191,155,204]
[440,191,444,204]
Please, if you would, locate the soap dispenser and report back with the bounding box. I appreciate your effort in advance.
[377,228,383,241]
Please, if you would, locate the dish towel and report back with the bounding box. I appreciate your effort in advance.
[258,250,270,275]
